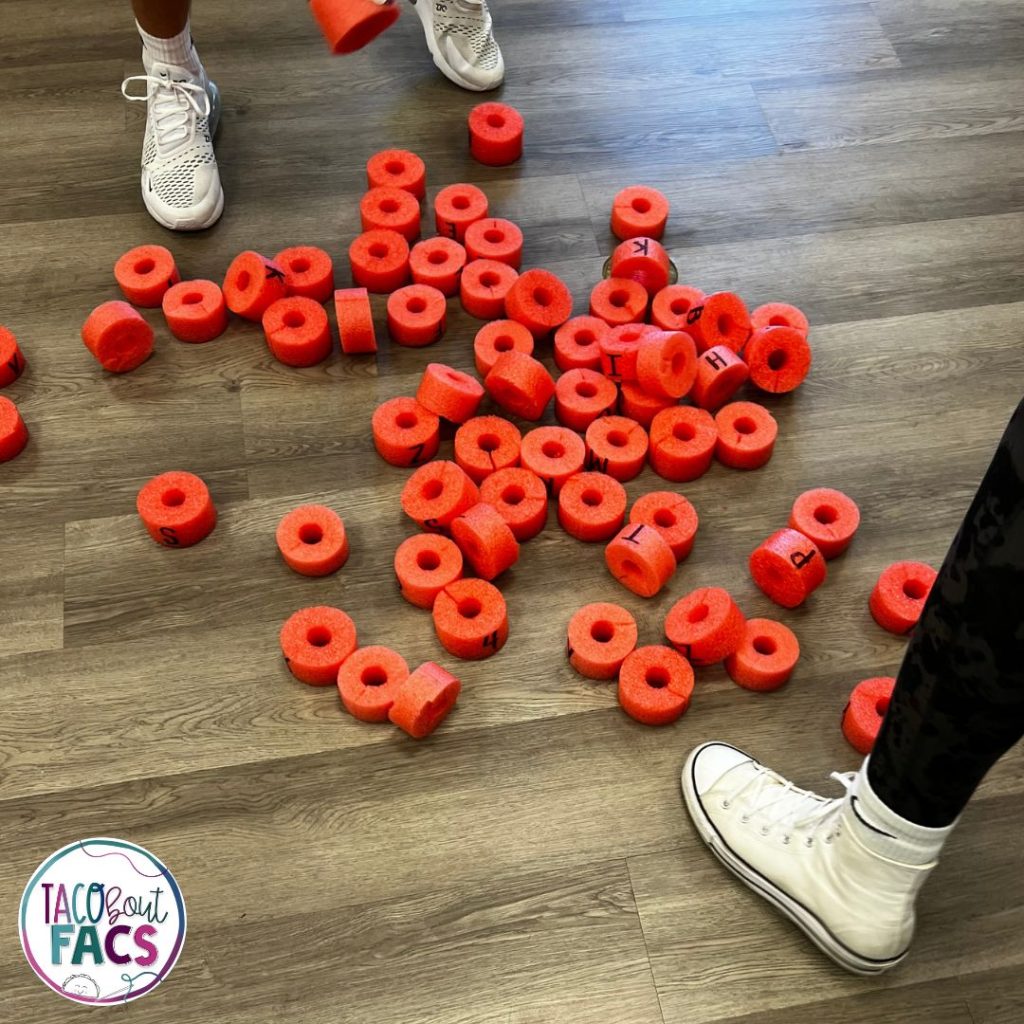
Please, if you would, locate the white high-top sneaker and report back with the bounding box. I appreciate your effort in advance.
[681,742,951,975]
[121,48,224,231]
[411,0,505,92]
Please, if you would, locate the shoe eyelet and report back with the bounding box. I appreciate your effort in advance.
[720,800,730,810]
[805,837,814,848]
[759,826,770,837]
[824,834,834,845]
[740,814,750,824]
[782,835,791,845]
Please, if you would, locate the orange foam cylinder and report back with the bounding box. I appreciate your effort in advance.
[619,381,674,428]
[401,460,480,531]
[869,561,937,634]
[480,467,548,541]
[752,301,809,337]
[371,396,440,467]
[276,504,349,577]
[136,470,217,548]
[433,577,509,660]
[309,0,399,54]
[636,329,697,400]
[566,602,638,680]
[349,229,410,293]
[395,533,464,609]
[790,488,861,559]
[279,605,357,686]
[360,185,421,242]
[473,319,534,375]
[630,491,698,561]
[650,406,717,482]
[745,326,812,394]
[686,291,752,354]
[114,244,179,307]
[505,269,573,339]
[461,259,518,320]
[389,661,462,738]
[749,528,827,608]
[553,316,608,372]
[555,368,618,431]
[387,284,447,347]
[410,237,466,297]
[843,677,896,754]
[599,323,652,382]
[223,251,288,321]
[485,351,555,421]
[0,396,29,462]
[451,502,521,580]
[715,401,778,470]
[618,646,694,726]
[611,186,669,241]
[417,363,484,423]
[81,301,154,373]
[520,425,586,495]
[275,246,335,303]
[665,586,746,666]
[435,183,488,241]
[162,280,228,343]
[367,148,426,199]
[590,277,648,327]
[585,415,649,482]
[690,344,749,410]
[469,102,524,165]
[337,645,409,723]
[263,296,332,367]
[334,287,377,354]
[725,618,800,692]
[454,414,522,483]
[0,325,26,387]
[651,285,705,332]
[558,471,627,542]
[465,217,524,269]
[605,522,675,598]
[609,236,672,294]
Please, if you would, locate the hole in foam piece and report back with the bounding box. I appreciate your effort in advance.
[162,488,186,507]
[609,290,629,308]
[395,411,418,430]
[369,243,389,259]
[406,297,427,314]
[422,479,444,500]
[734,417,757,435]
[380,198,400,214]
[458,597,482,619]
[717,314,736,337]
[134,258,156,275]
[480,272,500,288]
[768,315,789,327]
[590,621,614,643]
[307,626,331,647]
[283,311,306,329]
[582,489,603,507]
[670,352,687,375]
[814,505,838,525]
[484,229,504,244]
[576,382,598,399]
[478,433,501,452]
[631,197,651,214]
[673,421,696,442]
[299,523,323,545]
[687,603,709,624]
[654,509,676,528]
[876,697,891,718]
[486,113,505,129]
[607,431,628,448]
[452,194,471,210]
[502,485,525,506]
[903,579,927,600]
[385,160,406,176]
[645,666,670,689]
[290,258,311,274]
[670,298,692,316]
[541,441,565,459]
[361,666,389,687]
[182,292,204,306]
[576,330,595,347]
[417,549,441,571]
[494,336,513,351]
[621,558,642,578]
[767,349,787,371]
[427,249,448,265]
[236,270,251,290]
[533,288,553,308]
[753,636,777,656]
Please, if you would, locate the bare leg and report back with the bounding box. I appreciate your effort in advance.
[131,0,191,37]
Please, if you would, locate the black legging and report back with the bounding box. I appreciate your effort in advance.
[868,398,1024,828]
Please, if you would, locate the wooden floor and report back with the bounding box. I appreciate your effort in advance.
[2,0,1024,1020]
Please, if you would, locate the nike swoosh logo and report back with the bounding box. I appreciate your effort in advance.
[850,796,897,839]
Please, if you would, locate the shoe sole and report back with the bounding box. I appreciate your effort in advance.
[681,743,907,976]
[411,0,502,92]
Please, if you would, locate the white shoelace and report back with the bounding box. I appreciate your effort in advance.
[121,73,210,154]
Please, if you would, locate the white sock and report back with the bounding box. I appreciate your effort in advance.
[137,19,201,71]
[847,759,956,866]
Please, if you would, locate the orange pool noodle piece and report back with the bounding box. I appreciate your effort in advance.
[337,645,409,723]
[651,285,705,332]
[389,662,462,738]
[410,237,466,297]
[276,504,349,576]
[585,415,649,482]
[745,326,812,394]
[520,425,586,495]
[610,236,672,295]
[395,534,464,609]
[433,577,509,660]
[485,351,555,421]
[505,269,573,339]
[480,467,548,541]
[401,460,480,531]
[555,368,618,431]
[263,296,332,366]
[334,287,377,354]
[387,284,447,347]
[558,471,627,542]
[223,250,288,321]
[114,244,180,307]
[473,319,534,375]
[360,185,421,242]
[136,470,217,548]
[81,301,154,373]
[163,280,228,343]
[566,602,638,680]
[417,362,484,423]
[618,646,694,726]
[435,183,489,241]
[451,502,520,580]
[468,102,524,165]
[869,561,938,634]
[0,396,29,462]
[349,229,410,293]
[790,488,861,559]
[605,522,676,598]
[686,291,752,354]
[665,586,746,666]
[599,322,653,382]
[275,246,335,303]
[366,148,426,199]
[461,259,518,320]
[371,396,440,467]
[749,528,827,608]
[611,186,669,241]
[465,217,523,269]
[279,605,357,686]
[752,301,809,337]
[630,491,698,561]
[309,0,400,54]
[619,381,674,428]
[0,325,27,387]
[454,415,522,483]
[649,406,717,482]
[725,618,800,692]
[553,316,608,372]
[636,329,697,400]
[715,401,778,470]
[690,344,749,410]
[590,277,648,327]
[843,677,896,754]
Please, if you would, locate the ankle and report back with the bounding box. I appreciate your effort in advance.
[137,18,202,72]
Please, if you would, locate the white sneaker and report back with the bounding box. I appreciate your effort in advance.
[411,0,505,92]
[681,742,939,974]
[122,50,224,231]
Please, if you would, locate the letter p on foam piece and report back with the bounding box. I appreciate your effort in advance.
[309,0,399,54]
[749,527,826,608]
